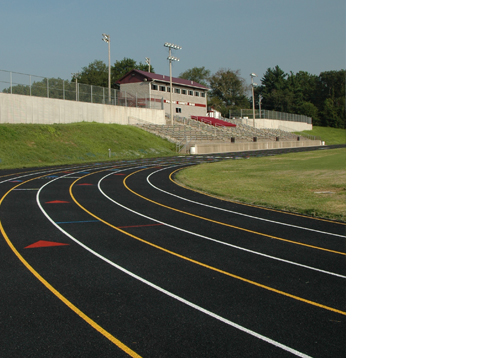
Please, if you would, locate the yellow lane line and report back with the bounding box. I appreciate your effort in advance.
[0,172,142,358]
[124,168,345,256]
[71,169,346,316]
[169,167,346,225]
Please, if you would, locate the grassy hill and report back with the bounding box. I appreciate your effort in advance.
[0,122,176,169]
[296,126,346,145]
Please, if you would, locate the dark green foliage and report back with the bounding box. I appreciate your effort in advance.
[75,60,108,88]
[110,57,155,89]
[179,66,211,87]
[256,67,346,128]
[208,68,249,114]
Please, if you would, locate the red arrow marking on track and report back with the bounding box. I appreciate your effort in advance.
[77,183,93,186]
[25,240,70,249]
[45,200,70,204]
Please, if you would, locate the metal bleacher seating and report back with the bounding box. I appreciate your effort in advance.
[134,116,311,151]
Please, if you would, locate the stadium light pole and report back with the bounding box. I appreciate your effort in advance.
[250,73,257,127]
[164,42,181,125]
[145,57,151,72]
[102,33,111,104]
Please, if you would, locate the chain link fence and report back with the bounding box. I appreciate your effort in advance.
[0,69,152,108]
[228,109,312,124]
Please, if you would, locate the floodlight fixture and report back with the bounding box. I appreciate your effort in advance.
[145,57,151,72]
[250,73,257,78]
[164,42,182,50]
[167,56,180,62]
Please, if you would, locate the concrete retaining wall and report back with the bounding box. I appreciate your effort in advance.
[0,93,166,125]
[239,117,312,132]
[192,140,323,155]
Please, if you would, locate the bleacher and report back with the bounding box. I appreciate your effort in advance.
[134,115,312,152]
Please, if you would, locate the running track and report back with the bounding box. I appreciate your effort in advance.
[0,147,346,357]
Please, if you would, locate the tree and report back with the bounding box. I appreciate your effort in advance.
[208,68,248,115]
[257,65,290,112]
[322,98,345,128]
[179,66,211,87]
[299,101,319,124]
[110,57,155,88]
[318,70,346,104]
[317,70,346,128]
[255,66,346,128]
[73,60,108,87]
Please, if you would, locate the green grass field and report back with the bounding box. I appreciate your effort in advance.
[0,122,176,169]
[175,148,346,221]
[296,126,346,145]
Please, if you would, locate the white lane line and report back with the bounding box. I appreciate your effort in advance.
[148,167,346,238]
[36,167,314,358]
[100,168,345,278]
[0,163,97,186]
[0,168,68,185]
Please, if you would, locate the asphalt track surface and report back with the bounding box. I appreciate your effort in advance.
[0,146,346,358]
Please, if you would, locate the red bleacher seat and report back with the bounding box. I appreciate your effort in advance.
[191,116,236,127]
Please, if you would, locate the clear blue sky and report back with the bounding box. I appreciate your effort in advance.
[0,0,345,85]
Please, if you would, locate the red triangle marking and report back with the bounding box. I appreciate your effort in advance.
[25,240,70,249]
[45,200,70,204]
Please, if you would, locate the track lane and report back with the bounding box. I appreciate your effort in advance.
[129,167,346,254]
[117,169,345,276]
[69,167,346,311]
[116,166,346,277]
